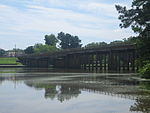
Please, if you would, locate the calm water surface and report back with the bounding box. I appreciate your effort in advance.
[0,68,150,113]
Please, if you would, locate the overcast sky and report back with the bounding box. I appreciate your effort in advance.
[0,0,134,50]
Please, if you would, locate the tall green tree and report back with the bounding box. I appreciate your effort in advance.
[44,34,58,46]
[0,49,6,56]
[24,46,34,54]
[115,0,150,64]
[57,32,82,49]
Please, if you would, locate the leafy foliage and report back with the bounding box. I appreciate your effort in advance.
[123,36,138,44]
[44,34,58,46]
[0,49,6,56]
[115,0,150,33]
[84,39,135,49]
[116,0,150,70]
[24,43,59,54]
[109,40,124,45]
[57,32,82,49]
[84,42,107,48]
[34,43,59,53]
[24,32,82,54]
[24,46,34,54]
[139,61,150,79]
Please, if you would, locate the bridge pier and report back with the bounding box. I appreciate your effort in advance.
[95,53,98,72]
[104,53,107,71]
[99,54,102,71]
[66,54,81,69]
[131,51,136,71]
[53,57,65,68]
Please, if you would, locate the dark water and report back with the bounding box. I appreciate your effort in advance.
[0,68,150,113]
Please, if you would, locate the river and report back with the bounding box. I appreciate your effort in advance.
[0,68,150,113]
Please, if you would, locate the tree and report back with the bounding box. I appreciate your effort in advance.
[123,36,138,44]
[57,32,82,49]
[34,43,43,49]
[0,49,6,56]
[115,0,150,33]
[115,0,150,64]
[44,34,58,46]
[24,46,34,54]
[34,44,58,53]
[84,42,107,48]
[109,40,124,46]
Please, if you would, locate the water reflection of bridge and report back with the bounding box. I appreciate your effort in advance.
[0,71,140,101]
[0,73,150,113]
[25,80,140,101]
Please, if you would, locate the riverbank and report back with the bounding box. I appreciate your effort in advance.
[132,77,150,82]
[0,65,25,68]
[0,57,24,68]
[0,57,19,65]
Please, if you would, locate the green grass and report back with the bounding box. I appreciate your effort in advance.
[0,57,19,65]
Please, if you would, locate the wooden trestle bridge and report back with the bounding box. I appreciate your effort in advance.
[18,44,138,71]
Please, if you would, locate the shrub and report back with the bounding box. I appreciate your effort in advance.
[139,62,150,79]
[34,44,59,53]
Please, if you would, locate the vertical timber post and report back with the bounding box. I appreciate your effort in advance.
[104,53,107,71]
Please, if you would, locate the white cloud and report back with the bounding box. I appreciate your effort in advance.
[0,0,134,49]
[78,2,117,17]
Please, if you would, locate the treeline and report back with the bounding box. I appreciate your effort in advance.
[0,48,24,57]
[24,31,135,54]
[84,37,135,49]
[1,31,134,57]
[0,49,5,56]
[24,32,82,54]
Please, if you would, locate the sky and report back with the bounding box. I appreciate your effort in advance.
[0,0,134,50]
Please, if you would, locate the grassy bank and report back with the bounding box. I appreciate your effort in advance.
[0,57,20,65]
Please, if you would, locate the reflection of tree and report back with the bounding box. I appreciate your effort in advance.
[139,82,150,90]
[57,85,81,102]
[45,85,57,100]
[130,97,150,113]
[25,82,58,100]
[130,82,150,113]
[25,82,81,102]
[0,77,4,85]
[0,80,2,85]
